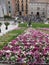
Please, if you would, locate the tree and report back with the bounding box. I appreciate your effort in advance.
[4,22,10,30]
[0,23,2,33]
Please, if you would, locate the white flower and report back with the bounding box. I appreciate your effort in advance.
[8,45,13,48]
[30,46,33,49]
[48,37,49,39]
[43,47,45,50]
[47,51,49,55]
[27,43,30,44]
[32,46,35,49]
[24,61,26,63]
[36,43,39,45]
[22,51,25,54]
[5,50,11,53]
[47,58,49,60]
[40,53,42,55]
[30,46,35,49]
[42,56,45,60]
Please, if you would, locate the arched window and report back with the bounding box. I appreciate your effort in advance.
[22,0,24,11]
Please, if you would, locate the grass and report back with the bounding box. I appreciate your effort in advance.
[0,27,26,50]
[18,22,28,27]
[32,22,49,28]
[19,22,49,28]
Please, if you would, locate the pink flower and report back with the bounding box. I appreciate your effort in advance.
[0,28,49,64]
[6,53,11,59]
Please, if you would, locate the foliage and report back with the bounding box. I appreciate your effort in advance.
[0,23,2,26]
[0,27,26,50]
[4,22,10,26]
[4,15,12,19]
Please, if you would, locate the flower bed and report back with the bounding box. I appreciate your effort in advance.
[39,28,49,31]
[0,28,49,65]
[37,28,49,34]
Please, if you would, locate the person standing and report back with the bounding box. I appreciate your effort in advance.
[28,18,31,27]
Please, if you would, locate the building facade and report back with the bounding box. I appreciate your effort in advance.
[0,0,7,17]
[4,0,15,16]
[0,0,15,17]
[0,0,49,19]
[14,0,49,19]
[28,0,49,18]
[0,5,4,17]
[15,0,29,16]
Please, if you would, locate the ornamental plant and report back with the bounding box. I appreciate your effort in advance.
[4,22,10,30]
[0,28,49,64]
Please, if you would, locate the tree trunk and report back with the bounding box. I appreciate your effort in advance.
[6,26,8,30]
[0,29,1,33]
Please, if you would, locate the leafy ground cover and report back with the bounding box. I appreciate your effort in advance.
[0,28,49,64]
[0,27,26,50]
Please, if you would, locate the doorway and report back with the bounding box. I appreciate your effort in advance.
[19,12,22,16]
[37,12,39,16]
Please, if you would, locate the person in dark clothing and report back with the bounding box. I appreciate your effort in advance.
[28,18,31,27]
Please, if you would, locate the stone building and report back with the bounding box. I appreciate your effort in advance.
[4,0,15,16]
[15,0,29,16]
[0,0,49,19]
[0,0,15,17]
[0,0,7,17]
[28,0,49,19]
[15,0,49,19]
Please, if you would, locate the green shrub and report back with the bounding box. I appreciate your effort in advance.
[0,23,2,26]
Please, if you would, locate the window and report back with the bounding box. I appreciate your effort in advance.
[9,11,11,13]
[26,5,28,10]
[31,12,33,14]
[16,4,17,6]
[8,1,10,4]
[17,0,19,11]
[42,12,45,15]
[9,6,10,8]
[26,10,28,14]
[26,0,28,8]
[37,7,40,10]
[22,4,24,11]
[26,0,27,2]
[17,0,19,2]
[22,0,23,2]
[17,4,19,11]
[22,7,24,11]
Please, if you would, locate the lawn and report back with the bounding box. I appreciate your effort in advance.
[32,22,49,28]
[19,22,49,28]
[0,27,26,50]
